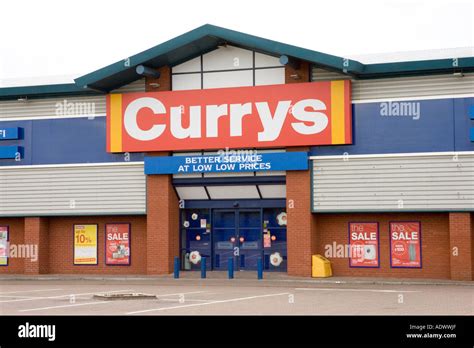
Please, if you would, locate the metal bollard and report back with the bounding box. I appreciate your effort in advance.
[201,257,207,279]
[228,257,234,279]
[174,256,180,279]
[257,257,263,280]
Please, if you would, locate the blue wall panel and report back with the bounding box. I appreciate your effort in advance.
[0,117,144,166]
[311,98,460,156]
[454,97,474,151]
[0,97,472,166]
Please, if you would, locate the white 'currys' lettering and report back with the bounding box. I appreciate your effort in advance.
[170,105,201,139]
[291,99,328,135]
[122,97,330,142]
[230,103,252,137]
[206,104,228,138]
[124,97,166,141]
[256,100,291,142]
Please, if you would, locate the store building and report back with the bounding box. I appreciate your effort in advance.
[0,24,473,280]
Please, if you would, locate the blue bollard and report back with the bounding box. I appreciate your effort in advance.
[228,257,234,279]
[257,257,263,280]
[174,256,180,279]
[201,257,207,279]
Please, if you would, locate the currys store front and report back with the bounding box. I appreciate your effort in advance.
[0,25,473,280]
[115,80,351,273]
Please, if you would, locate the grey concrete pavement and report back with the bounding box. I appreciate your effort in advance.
[0,274,472,315]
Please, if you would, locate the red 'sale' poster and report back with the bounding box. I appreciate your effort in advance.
[348,222,379,267]
[105,224,130,265]
[390,222,421,268]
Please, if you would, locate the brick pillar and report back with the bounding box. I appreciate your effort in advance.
[285,59,314,277]
[146,168,179,275]
[23,217,49,274]
[286,147,316,277]
[449,213,473,280]
[144,65,178,274]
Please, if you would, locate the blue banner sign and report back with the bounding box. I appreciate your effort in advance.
[0,127,20,140]
[145,151,308,174]
[0,146,21,159]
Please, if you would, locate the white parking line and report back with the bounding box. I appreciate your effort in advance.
[295,288,420,293]
[156,291,207,297]
[0,295,46,299]
[0,289,133,304]
[160,298,211,303]
[127,292,290,315]
[19,301,112,312]
[0,288,64,295]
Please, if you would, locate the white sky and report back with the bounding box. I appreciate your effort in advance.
[0,0,473,86]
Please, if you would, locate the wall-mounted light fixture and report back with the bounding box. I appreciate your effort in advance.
[136,65,161,78]
[279,55,300,70]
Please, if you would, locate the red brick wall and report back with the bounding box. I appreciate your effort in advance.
[472,213,474,280]
[449,212,472,281]
[315,213,451,279]
[48,216,147,274]
[146,173,179,274]
[287,147,316,277]
[24,217,49,274]
[0,218,24,274]
[285,60,310,83]
[145,66,171,92]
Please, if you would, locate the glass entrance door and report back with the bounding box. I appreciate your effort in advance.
[213,209,262,271]
[237,210,261,270]
[181,207,287,272]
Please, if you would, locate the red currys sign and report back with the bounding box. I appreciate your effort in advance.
[107,81,351,152]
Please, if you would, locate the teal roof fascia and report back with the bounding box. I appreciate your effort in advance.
[361,57,474,76]
[0,83,99,101]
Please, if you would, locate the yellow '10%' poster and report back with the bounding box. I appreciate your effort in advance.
[74,224,98,265]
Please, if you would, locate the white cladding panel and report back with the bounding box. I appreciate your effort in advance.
[312,153,474,212]
[111,78,146,93]
[351,73,474,100]
[0,163,146,216]
[312,68,350,81]
[255,68,285,86]
[172,73,201,91]
[0,95,106,121]
[255,52,283,68]
[311,67,474,100]
[203,70,253,89]
[203,46,253,71]
[172,56,201,73]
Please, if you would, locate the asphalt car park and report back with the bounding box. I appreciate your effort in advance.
[0,276,472,316]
